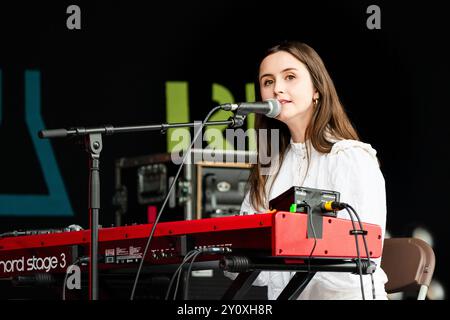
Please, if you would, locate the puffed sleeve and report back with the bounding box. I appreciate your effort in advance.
[327,140,387,237]
[222,191,270,286]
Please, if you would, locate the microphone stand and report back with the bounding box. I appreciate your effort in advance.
[38,115,244,300]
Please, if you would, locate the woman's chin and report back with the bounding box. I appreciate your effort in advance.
[275,112,295,124]
[274,116,291,126]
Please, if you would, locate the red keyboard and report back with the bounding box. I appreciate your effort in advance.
[0,211,382,278]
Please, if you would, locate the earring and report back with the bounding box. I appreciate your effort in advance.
[313,98,319,106]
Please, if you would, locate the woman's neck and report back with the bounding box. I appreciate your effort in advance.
[284,108,314,143]
[289,129,306,143]
[286,118,309,143]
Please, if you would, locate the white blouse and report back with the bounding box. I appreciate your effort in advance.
[229,139,388,300]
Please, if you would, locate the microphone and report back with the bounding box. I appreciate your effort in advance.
[220,99,281,118]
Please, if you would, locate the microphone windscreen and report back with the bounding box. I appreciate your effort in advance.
[265,99,281,118]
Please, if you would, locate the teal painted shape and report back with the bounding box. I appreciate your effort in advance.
[0,70,74,216]
[0,70,2,123]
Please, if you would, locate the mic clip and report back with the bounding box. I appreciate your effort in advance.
[228,114,246,129]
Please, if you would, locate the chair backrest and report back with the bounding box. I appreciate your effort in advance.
[381,237,435,299]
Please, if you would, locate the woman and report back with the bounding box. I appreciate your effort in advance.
[228,41,388,300]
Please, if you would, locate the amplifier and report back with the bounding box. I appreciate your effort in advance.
[113,149,256,225]
[113,153,186,226]
[186,149,254,220]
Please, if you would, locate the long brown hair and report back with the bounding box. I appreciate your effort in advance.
[248,41,359,210]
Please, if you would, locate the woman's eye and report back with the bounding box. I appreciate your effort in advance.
[263,79,273,86]
[286,74,295,80]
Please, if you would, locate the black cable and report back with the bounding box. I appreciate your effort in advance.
[164,250,200,300]
[299,201,376,299]
[345,205,376,299]
[287,203,318,299]
[182,249,205,300]
[166,247,231,300]
[325,201,376,299]
[174,250,201,300]
[130,106,222,300]
[62,258,84,300]
[305,204,318,275]
[344,207,366,300]
[346,206,376,299]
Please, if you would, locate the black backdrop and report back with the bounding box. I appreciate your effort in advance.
[0,0,448,298]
